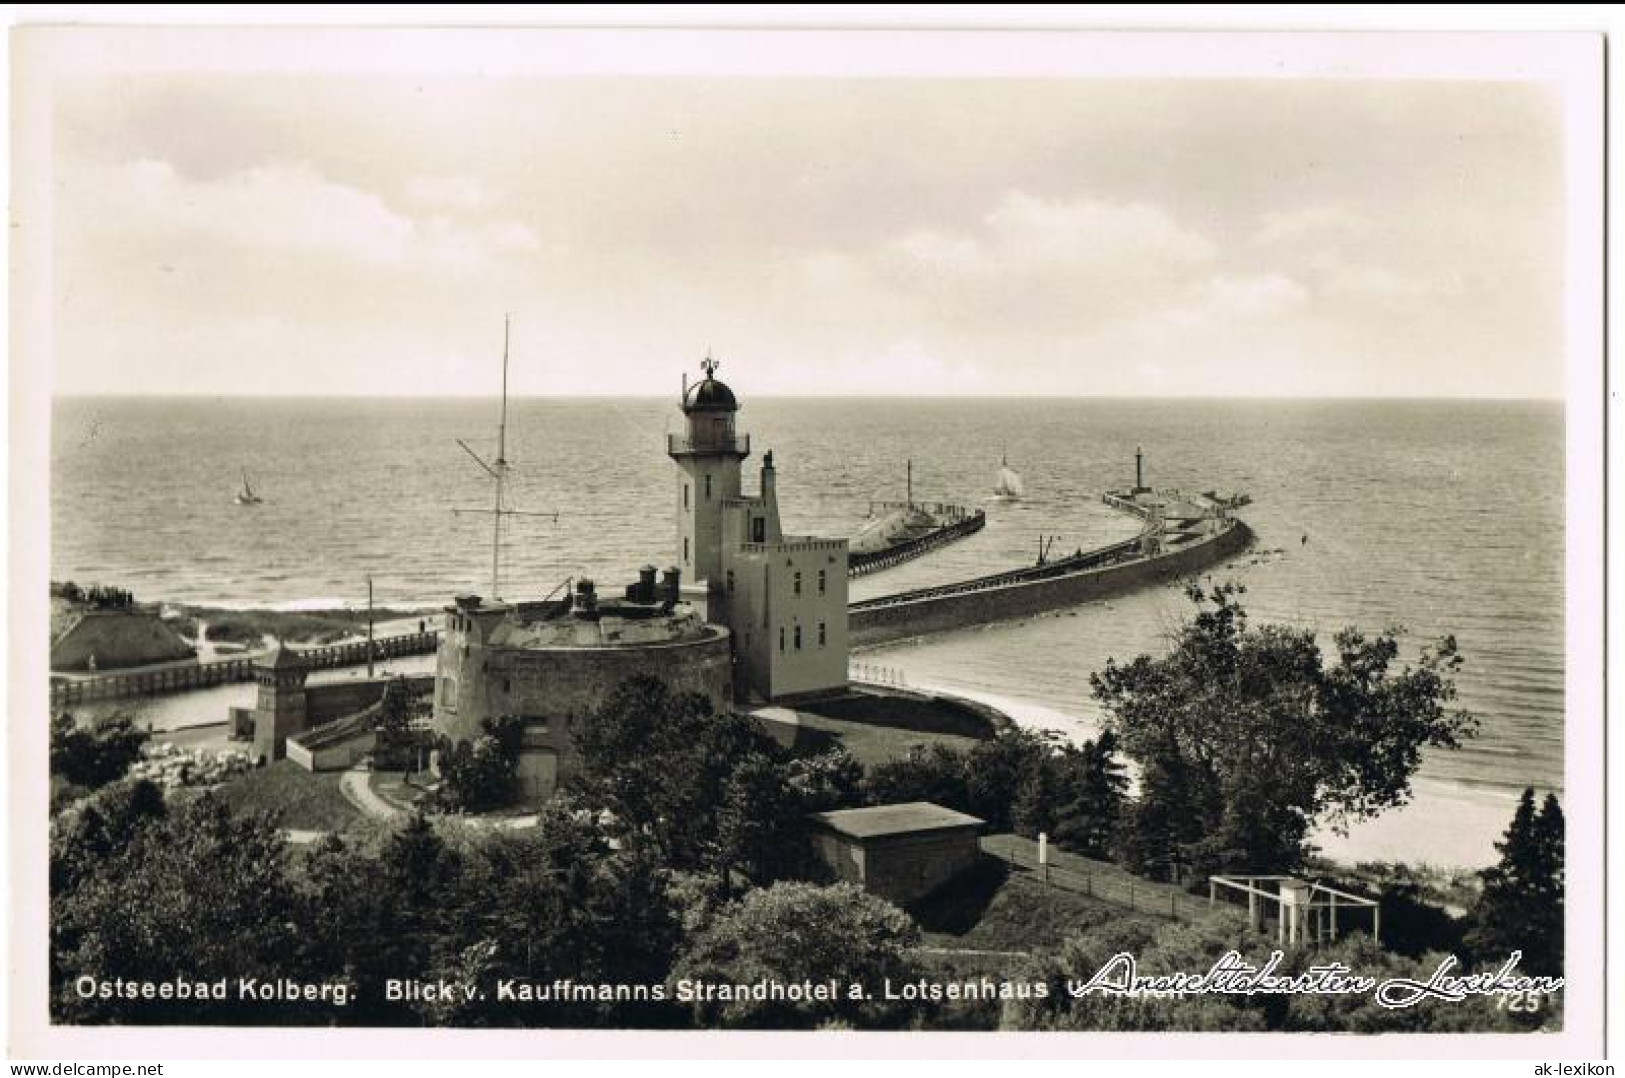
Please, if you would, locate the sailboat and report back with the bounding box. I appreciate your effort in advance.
[235,469,263,506]
[992,452,1024,501]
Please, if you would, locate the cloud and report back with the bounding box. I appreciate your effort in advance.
[1198,272,1311,318]
[1320,261,1458,301]
[82,158,537,272]
[888,190,1216,290]
[120,159,416,263]
[1254,204,1363,246]
[406,173,490,213]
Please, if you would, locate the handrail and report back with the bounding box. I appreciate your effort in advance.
[666,432,750,456]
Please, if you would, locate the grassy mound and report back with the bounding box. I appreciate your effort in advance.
[214,759,363,832]
[796,690,996,740]
[913,858,1156,953]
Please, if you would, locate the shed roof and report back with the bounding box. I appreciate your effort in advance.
[810,801,984,840]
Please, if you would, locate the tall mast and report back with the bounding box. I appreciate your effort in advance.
[498,314,509,467]
[453,314,556,603]
[492,314,510,598]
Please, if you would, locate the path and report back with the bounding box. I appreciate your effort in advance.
[339,769,403,822]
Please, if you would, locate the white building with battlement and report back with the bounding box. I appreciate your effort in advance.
[668,359,850,702]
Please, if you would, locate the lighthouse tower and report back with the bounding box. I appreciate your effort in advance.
[668,357,751,585]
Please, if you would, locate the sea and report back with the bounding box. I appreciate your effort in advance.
[49,396,1565,869]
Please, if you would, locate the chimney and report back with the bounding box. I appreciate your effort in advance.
[638,564,658,603]
[761,450,777,502]
[575,577,597,616]
[662,566,681,605]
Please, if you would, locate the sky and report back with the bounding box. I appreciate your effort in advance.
[38,55,1569,398]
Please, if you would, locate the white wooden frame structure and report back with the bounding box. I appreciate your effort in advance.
[1209,874,1381,947]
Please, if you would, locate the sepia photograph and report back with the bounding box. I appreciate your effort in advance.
[6,17,1607,1062]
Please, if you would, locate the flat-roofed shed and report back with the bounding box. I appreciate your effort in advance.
[808,801,985,905]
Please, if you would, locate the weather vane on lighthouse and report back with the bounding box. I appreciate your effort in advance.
[701,354,719,378]
[453,314,557,602]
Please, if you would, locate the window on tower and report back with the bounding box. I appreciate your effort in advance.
[779,626,785,652]
[794,625,802,650]
[794,571,802,595]
[818,621,827,647]
[752,517,765,543]
[705,474,713,500]
[684,537,690,564]
[683,483,689,508]
[818,569,827,594]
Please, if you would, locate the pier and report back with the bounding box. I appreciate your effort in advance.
[49,630,441,707]
[849,506,986,577]
[847,489,1252,647]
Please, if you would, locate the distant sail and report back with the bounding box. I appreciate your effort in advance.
[235,468,262,506]
[993,461,1024,499]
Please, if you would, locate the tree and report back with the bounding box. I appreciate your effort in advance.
[572,676,805,883]
[783,748,865,812]
[862,743,970,811]
[1010,752,1063,839]
[50,712,149,790]
[52,794,306,1024]
[1049,732,1130,859]
[714,751,814,893]
[50,778,167,895]
[1464,789,1564,976]
[372,675,418,770]
[437,714,524,812]
[421,803,684,1027]
[572,676,731,865]
[669,881,921,1029]
[965,729,1052,831]
[1091,581,1475,879]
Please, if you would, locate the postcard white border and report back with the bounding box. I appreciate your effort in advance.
[6,17,1608,1062]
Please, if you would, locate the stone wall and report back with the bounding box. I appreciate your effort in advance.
[253,673,432,764]
[434,628,732,800]
[286,729,375,772]
[305,674,433,726]
[812,826,984,906]
[849,520,1252,648]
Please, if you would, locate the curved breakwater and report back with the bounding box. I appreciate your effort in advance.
[850,506,1252,647]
